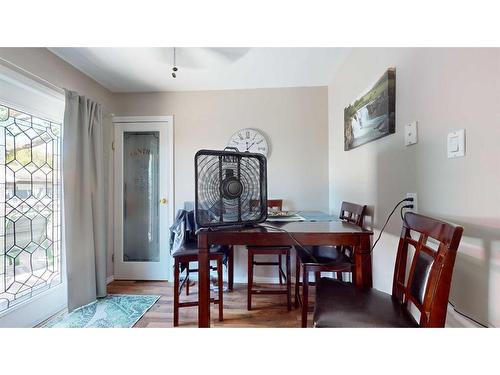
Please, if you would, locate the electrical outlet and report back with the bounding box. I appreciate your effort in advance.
[406,193,417,212]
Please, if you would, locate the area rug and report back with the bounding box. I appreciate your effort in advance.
[42,294,160,328]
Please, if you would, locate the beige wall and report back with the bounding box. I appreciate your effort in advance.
[114,87,329,280]
[328,48,500,327]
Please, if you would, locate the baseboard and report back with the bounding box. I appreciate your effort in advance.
[106,276,114,285]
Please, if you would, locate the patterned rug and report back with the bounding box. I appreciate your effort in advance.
[42,294,160,328]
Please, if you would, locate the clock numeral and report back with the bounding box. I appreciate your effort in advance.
[229,129,268,157]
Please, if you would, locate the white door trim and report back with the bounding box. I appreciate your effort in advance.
[113,116,173,123]
[113,115,174,280]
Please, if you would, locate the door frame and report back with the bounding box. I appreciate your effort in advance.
[113,116,174,281]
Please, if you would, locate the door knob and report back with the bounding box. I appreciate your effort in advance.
[160,198,168,204]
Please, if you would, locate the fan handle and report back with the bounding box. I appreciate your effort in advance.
[224,146,239,152]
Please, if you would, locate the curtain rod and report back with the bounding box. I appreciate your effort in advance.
[0,56,114,115]
[0,56,65,95]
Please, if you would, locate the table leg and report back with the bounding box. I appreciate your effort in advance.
[294,254,300,308]
[286,252,291,311]
[173,259,180,327]
[301,266,309,328]
[353,235,372,289]
[228,245,234,292]
[247,250,253,311]
[197,232,210,327]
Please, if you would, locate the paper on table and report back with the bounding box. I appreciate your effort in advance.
[266,214,306,222]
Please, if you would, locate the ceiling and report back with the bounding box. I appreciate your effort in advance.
[48,48,350,93]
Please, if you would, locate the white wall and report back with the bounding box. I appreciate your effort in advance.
[328,48,500,327]
[114,87,329,281]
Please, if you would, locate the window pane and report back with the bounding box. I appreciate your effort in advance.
[0,105,61,313]
[122,131,160,262]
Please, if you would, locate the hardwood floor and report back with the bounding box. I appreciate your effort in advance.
[107,280,315,328]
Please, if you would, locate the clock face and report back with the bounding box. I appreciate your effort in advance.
[228,128,269,157]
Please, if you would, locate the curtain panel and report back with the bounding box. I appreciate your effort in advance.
[63,90,107,311]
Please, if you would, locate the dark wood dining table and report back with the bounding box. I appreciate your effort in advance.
[196,211,373,327]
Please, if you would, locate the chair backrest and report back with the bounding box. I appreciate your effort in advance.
[267,199,283,210]
[392,212,463,327]
[339,201,366,227]
[250,199,283,211]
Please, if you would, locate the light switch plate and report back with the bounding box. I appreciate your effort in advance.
[447,129,465,158]
[405,121,418,146]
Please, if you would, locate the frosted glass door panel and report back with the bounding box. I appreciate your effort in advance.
[123,132,159,262]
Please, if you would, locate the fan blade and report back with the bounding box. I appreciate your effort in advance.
[202,47,250,62]
[149,47,250,69]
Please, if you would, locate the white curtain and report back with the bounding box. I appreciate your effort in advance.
[63,90,107,311]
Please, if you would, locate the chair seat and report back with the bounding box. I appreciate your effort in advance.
[173,243,224,258]
[296,245,351,265]
[313,278,419,328]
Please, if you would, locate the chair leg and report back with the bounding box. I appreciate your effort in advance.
[286,251,291,311]
[186,265,190,296]
[247,250,253,311]
[301,266,309,328]
[278,254,283,285]
[295,255,300,308]
[173,259,180,327]
[217,257,223,322]
[228,246,234,292]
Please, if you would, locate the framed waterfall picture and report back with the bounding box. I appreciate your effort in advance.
[344,68,396,151]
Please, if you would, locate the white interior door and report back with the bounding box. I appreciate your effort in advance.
[113,117,173,280]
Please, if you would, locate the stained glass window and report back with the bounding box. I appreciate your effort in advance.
[0,104,62,312]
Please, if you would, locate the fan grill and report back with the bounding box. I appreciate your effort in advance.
[195,149,267,227]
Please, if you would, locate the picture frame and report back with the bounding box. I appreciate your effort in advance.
[344,68,396,151]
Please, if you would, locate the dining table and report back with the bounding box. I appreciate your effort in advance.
[196,211,374,327]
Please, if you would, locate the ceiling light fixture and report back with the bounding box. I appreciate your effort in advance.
[172,47,178,78]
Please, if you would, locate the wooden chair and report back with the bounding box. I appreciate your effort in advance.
[336,201,367,280]
[294,201,366,327]
[173,244,225,327]
[247,199,292,311]
[188,205,235,292]
[313,212,463,327]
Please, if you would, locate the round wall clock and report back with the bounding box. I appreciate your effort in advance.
[227,128,270,158]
